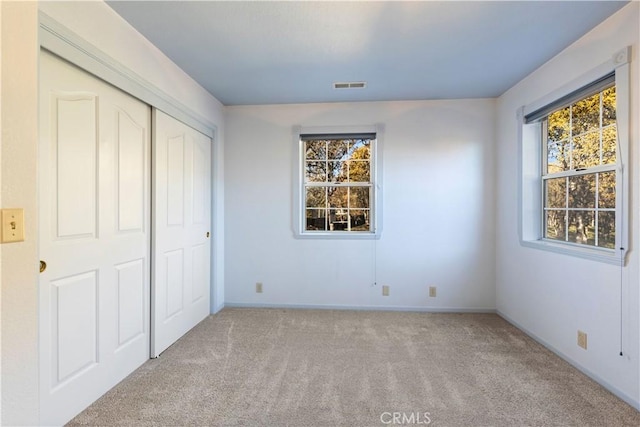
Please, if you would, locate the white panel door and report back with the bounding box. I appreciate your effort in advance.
[152,109,211,357]
[39,50,151,426]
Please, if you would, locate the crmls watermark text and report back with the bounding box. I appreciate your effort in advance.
[380,412,432,425]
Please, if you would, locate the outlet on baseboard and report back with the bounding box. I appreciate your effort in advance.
[577,330,587,350]
[429,286,437,297]
[382,285,389,296]
[256,282,263,293]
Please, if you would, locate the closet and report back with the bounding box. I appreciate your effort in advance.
[38,50,211,425]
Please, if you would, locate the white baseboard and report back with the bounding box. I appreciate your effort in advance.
[222,301,496,313]
[497,310,640,411]
[211,303,225,314]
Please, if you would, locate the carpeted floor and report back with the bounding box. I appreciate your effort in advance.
[68,308,640,426]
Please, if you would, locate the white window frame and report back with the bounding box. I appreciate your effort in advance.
[292,125,383,239]
[518,47,630,265]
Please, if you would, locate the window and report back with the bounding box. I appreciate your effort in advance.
[519,47,630,264]
[541,79,616,249]
[293,126,381,239]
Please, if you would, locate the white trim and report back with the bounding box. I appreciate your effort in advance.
[292,124,384,239]
[212,303,225,315]
[518,47,630,265]
[523,47,629,119]
[497,310,640,411]
[224,302,496,313]
[38,11,216,138]
[520,239,623,265]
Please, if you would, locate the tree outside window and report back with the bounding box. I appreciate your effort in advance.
[543,86,616,249]
[303,136,374,233]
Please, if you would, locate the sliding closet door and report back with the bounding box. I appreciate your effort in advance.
[38,50,151,426]
[152,109,211,357]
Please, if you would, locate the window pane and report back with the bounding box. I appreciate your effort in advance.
[327,140,349,160]
[328,187,347,208]
[545,210,566,242]
[305,140,326,160]
[568,174,595,208]
[329,209,348,231]
[572,131,600,169]
[568,211,594,246]
[545,177,566,208]
[547,139,570,173]
[350,209,370,231]
[598,171,615,209]
[305,187,326,208]
[306,209,327,231]
[548,108,570,142]
[350,187,370,209]
[572,92,600,136]
[348,160,370,182]
[602,86,616,127]
[349,139,371,160]
[602,125,617,165]
[328,161,347,182]
[305,161,326,182]
[597,211,615,249]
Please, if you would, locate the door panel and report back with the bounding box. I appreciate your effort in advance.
[54,94,97,238]
[117,111,146,232]
[152,109,211,357]
[39,50,151,426]
[192,244,207,302]
[165,249,185,319]
[52,271,98,386]
[116,259,145,347]
[167,135,185,226]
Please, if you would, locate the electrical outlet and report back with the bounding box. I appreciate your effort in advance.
[382,285,389,296]
[577,330,587,350]
[256,282,263,293]
[429,286,437,297]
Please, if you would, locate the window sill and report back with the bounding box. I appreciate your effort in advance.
[295,231,381,240]
[520,238,625,265]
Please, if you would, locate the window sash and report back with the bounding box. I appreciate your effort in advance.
[539,80,618,251]
[301,135,376,234]
[540,85,617,177]
[540,164,617,251]
[305,182,372,187]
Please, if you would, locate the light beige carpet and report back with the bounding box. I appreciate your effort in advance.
[69,308,640,426]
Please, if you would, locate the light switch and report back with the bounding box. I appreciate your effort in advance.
[1,208,25,243]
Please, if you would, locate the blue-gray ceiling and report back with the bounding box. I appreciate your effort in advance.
[107,1,628,106]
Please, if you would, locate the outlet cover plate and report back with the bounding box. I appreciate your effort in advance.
[577,330,587,350]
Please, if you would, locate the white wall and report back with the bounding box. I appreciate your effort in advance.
[1,2,225,424]
[1,2,39,424]
[225,100,496,310]
[496,2,640,408]
[1,1,3,418]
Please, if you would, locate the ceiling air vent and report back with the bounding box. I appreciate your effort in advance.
[333,81,367,89]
